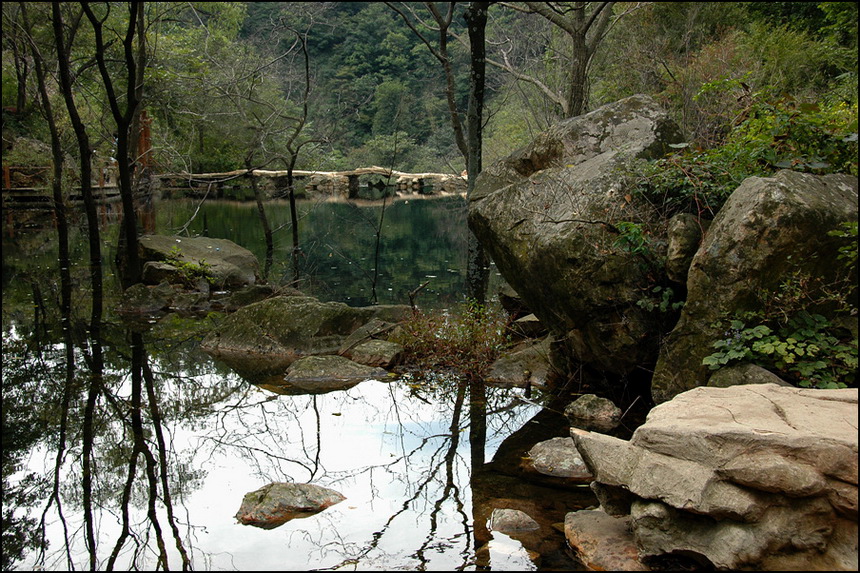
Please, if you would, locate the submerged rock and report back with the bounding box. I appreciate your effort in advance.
[488,508,541,534]
[200,294,410,380]
[235,482,345,529]
[272,355,390,394]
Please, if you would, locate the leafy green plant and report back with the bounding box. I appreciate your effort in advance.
[613,221,653,256]
[828,220,858,270]
[635,90,858,217]
[637,286,684,313]
[703,312,857,389]
[164,246,215,287]
[703,226,858,389]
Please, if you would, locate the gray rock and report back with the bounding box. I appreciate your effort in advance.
[138,235,260,289]
[279,355,389,394]
[486,336,556,389]
[665,212,709,284]
[118,281,174,315]
[344,339,404,369]
[235,482,345,529]
[652,171,858,403]
[469,94,685,376]
[200,295,410,380]
[526,437,592,482]
[564,394,622,432]
[487,508,540,533]
[706,362,793,388]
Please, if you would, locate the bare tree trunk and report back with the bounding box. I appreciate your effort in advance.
[51,7,103,565]
[82,1,145,288]
[465,2,491,305]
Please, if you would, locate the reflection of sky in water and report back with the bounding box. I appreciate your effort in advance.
[24,367,541,571]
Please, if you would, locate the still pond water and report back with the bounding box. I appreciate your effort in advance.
[2,196,598,571]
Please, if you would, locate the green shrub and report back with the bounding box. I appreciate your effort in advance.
[703,312,857,389]
[634,90,858,217]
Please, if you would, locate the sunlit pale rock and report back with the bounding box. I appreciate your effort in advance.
[570,384,859,570]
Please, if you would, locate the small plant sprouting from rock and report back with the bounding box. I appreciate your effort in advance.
[164,245,215,287]
[637,286,685,314]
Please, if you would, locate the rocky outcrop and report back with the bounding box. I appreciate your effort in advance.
[138,235,260,289]
[569,384,859,571]
[468,94,685,376]
[235,482,345,529]
[564,510,649,571]
[524,437,593,483]
[200,294,411,383]
[485,336,557,389]
[651,171,858,403]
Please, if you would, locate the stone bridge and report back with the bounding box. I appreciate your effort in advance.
[158,166,467,199]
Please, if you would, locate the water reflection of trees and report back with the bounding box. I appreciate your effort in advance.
[4,208,565,572]
[5,294,574,571]
[2,304,243,570]
[188,369,543,570]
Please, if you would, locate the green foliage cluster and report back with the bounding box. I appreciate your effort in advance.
[391,302,511,382]
[3,2,857,178]
[637,286,685,314]
[703,222,858,389]
[164,245,215,287]
[703,312,857,389]
[612,221,654,257]
[634,89,858,216]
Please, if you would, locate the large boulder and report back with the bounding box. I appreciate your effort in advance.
[138,235,260,289]
[570,384,859,571]
[468,95,685,376]
[200,294,411,381]
[651,171,858,403]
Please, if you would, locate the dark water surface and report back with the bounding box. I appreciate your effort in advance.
[2,197,594,571]
[156,195,483,309]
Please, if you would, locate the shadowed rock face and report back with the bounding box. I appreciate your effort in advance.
[235,482,346,529]
[468,95,685,376]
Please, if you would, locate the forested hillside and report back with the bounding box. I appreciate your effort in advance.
[2,2,858,175]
